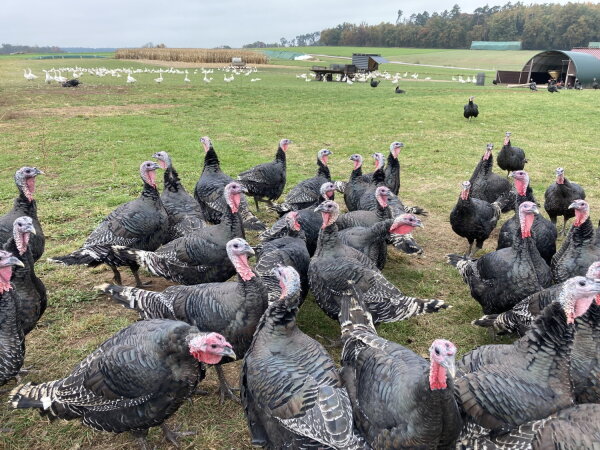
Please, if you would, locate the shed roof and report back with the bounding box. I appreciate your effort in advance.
[523,50,600,85]
[371,56,389,64]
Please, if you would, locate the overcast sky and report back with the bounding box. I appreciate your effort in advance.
[3,0,578,49]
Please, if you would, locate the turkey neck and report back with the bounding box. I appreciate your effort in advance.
[511,187,536,212]
[368,219,395,240]
[316,158,331,180]
[13,192,38,220]
[314,223,341,257]
[221,207,245,240]
[571,218,594,244]
[141,181,161,202]
[254,293,300,340]
[202,146,221,174]
[572,303,600,394]
[275,146,286,165]
[349,164,363,182]
[375,200,391,221]
[163,166,183,193]
[372,167,385,185]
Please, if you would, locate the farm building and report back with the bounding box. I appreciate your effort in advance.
[471,41,522,50]
[495,50,600,87]
[351,53,389,72]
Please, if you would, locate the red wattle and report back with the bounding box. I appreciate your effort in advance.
[429,361,447,390]
[230,193,241,213]
[521,213,534,238]
[391,224,415,235]
[353,160,361,170]
[514,179,527,196]
[321,212,331,229]
[574,209,588,227]
[556,175,565,185]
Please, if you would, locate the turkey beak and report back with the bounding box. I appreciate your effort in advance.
[415,220,424,228]
[508,172,514,178]
[441,357,456,378]
[150,162,161,171]
[220,346,237,360]
[568,202,578,209]
[244,244,255,256]
[3,256,25,268]
[26,224,36,235]
[34,168,44,176]
[531,205,540,215]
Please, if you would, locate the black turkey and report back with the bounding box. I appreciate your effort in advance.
[110,182,245,285]
[343,154,370,212]
[48,161,168,287]
[455,276,600,441]
[394,85,406,94]
[450,180,502,256]
[544,167,586,235]
[384,141,403,195]
[2,217,46,335]
[10,320,235,448]
[61,78,80,87]
[237,138,291,210]
[547,79,559,93]
[497,170,557,266]
[255,211,310,303]
[0,167,45,261]
[473,261,600,336]
[98,238,266,402]
[240,266,367,449]
[529,79,538,91]
[339,213,423,269]
[0,250,25,387]
[340,295,462,449]
[270,148,332,216]
[551,199,600,283]
[497,131,527,175]
[448,201,552,314]
[463,96,478,120]
[571,296,600,404]
[152,151,206,242]
[468,143,513,212]
[370,78,380,87]
[309,201,447,323]
[193,136,265,231]
[593,77,599,89]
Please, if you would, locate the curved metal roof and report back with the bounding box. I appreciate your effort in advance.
[523,50,600,86]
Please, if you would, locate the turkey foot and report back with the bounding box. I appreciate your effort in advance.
[132,268,151,288]
[130,429,151,450]
[110,266,123,285]
[161,423,196,447]
[216,365,241,404]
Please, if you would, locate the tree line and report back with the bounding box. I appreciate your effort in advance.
[1,43,64,54]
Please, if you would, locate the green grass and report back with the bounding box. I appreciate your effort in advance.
[1,51,599,449]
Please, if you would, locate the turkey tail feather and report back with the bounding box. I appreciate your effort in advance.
[95,283,174,319]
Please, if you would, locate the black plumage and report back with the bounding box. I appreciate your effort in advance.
[450,180,502,256]
[0,167,45,262]
[193,136,265,231]
[448,202,552,314]
[2,217,46,335]
[340,296,462,449]
[240,266,367,449]
[237,138,291,210]
[370,78,380,87]
[61,79,80,87]
[383,141,403,195]
[468,143,513,212]
[497,131,527,175]
[544,167,586,235]
[152,151,206,242]
[0,250,26,387]
[343,154,370,212]
[10,320,235,447]
[593,77,599,89]
[548,79,559,93]
[394,85,405,94]
[463,96,478,119]
[571,300,600,404]
[529,79,537,91]
[48,161,169,287]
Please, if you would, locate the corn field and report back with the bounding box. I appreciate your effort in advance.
[115,48,268,64]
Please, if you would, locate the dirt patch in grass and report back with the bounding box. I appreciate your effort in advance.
[5,103,176,120]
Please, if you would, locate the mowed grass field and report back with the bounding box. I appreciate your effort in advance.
[0,49,599,449]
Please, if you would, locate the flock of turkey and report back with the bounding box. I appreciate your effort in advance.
[1,121,600,449]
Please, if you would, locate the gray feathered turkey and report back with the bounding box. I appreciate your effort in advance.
[98,238,265,402]
[48,161,169,287]
[497,131,527,176]
[544,167,586,235]
[571,290,600,404]
[2,217,46,335]
[551,199,600,283]
[448,201,552,314]
[343,154,370,212]
[468,143,513,212]
[455,276,600,442]
[240,266,367,449]
[309,201,447,323]
[340,295,462,449]
[0,167,45,262]
[110,182,245,285]
[237,138,291,210]
[152,151,206,242]
[0,250,26,387]
[193,136,265,231]
[10,320,235,448]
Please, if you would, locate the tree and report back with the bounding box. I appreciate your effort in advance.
[396,9,403,24]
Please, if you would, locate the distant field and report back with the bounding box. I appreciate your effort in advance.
[1,52,599,449]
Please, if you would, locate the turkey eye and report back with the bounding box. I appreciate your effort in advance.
[579,281,586,286]
[434,348,440,355]
[211,344,217,348]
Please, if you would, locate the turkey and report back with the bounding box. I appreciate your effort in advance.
[497,170,557,266]
[455,276,600,441]
[193,136,265,231]
[152,151,206,242]
[0,167,45,262]
[2,217,46,335]
[97,238,266,402]
[448,201,552,314]
[551,199,600,283]
[337,185,393,230]
[473,260,600,336]
[255,212,310,303]
[383,141,403,195]
[450,180,502,256]
[260,182,337,256]
[48,161,168,287]
[571,295,600,404]
[0,250,25,387]
[309,201,447,323]
[10,320,235,448]
[593,77,599,89]
[544,167,586,235]
[340,295,462,449]
[529,78,538,91]
[240,266,367,449]
[237,138,291,210]
[463,96,478,120]
[497,131,527,176]
[370,78,379,87]
[343,154,370,212]
[339,214,423,269]
[394,86,406,94]
[548,79,559,93]
[110,182,245,285]
[468,143,513,212]
[269,148,332,216]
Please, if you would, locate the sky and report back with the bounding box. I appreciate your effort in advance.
[2,0,580,49]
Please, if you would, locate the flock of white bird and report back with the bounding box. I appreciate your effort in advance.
[21,65,261,85]
[295,69,476,85]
